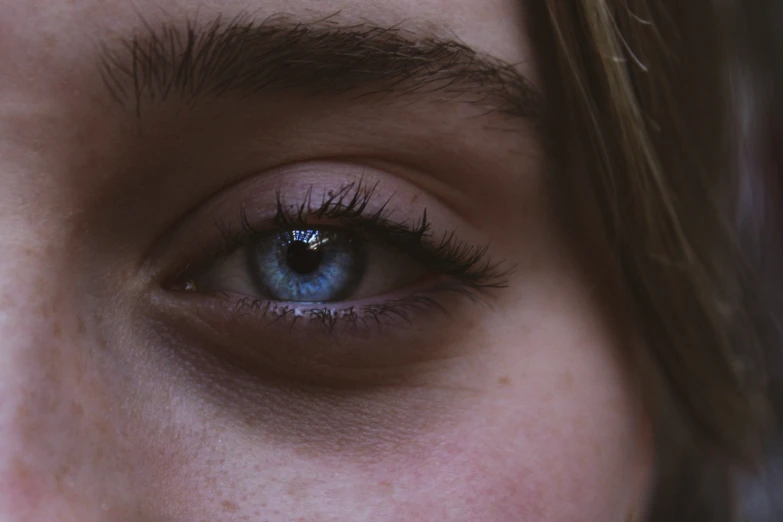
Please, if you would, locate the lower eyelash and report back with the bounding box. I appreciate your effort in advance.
[217,281,489,335]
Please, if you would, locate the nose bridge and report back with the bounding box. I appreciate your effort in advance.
[0,11,143,518]
[0,71,136,514]
[0,240,98,519]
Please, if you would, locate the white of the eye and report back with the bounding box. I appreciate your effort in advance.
[195,247,256,295]
[195,236,426,301]
[347,242,426,300]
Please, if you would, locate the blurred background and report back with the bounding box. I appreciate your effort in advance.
[732,1,783,519]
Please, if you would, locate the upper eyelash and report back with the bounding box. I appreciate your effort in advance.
[257,179,510,290]
[169,179,510,298]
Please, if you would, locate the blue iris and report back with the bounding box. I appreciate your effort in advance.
[248,228,366,302]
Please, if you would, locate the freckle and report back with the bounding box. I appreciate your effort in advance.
[378,481,394,495]
[94,330,109,350]
[497,377,511,387]
[15,403,31,420]
[43,32,58,48]
[92,419,110,437]
[286,481,308,501]
[11,456,32,482]
[76,317,86,335]
[54,464,70,493]
[562,371,574,389]
[0,292,15,307]
[221,500,238,513]
[71,402,84,418]
[52,322,62,338]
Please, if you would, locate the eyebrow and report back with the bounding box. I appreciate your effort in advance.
[97,13,543,121]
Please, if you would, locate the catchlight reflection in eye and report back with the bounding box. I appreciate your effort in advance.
[248,227,367,303]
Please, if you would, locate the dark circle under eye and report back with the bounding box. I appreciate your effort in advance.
[248,228,366,302]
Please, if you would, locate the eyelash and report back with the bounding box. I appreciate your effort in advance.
[169,180,510,332]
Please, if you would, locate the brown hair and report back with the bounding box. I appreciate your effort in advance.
[528,1,777,519]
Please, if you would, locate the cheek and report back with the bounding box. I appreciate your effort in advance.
[148,346,652,522]
[345,313,654,521]
[108,258,653,522]
[341,383,649,522]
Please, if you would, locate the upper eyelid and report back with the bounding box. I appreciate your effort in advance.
[168,183,508,294]
[282,188,509,288]
[142,165,493,284]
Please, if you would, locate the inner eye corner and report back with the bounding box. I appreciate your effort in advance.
[158,266,198,293]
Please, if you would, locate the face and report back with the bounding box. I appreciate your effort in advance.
[0,1,653,520]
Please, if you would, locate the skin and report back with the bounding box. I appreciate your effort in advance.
[0,1,653,521]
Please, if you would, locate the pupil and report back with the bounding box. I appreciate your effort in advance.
[286,240,323,275]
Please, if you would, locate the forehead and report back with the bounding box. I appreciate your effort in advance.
[0,0,538,144]
[0,0,542,244]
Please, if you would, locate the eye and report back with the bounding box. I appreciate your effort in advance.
[159,179,510,336]
[191,225,427,303]
[250,227,366,302]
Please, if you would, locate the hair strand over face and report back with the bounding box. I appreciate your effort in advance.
[529,1,777,519]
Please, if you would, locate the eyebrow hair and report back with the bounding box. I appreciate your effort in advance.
[97,13,543,121]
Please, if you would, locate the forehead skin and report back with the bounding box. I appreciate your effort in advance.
[0,1,652,522]
[0,0,533,92]
[0,0,536,216]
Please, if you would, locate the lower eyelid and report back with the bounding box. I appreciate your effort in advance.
[186,273,449,317]
[143,284,480,384]
[167,271,482,331]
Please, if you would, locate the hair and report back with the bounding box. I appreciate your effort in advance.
[527,1,780,520]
